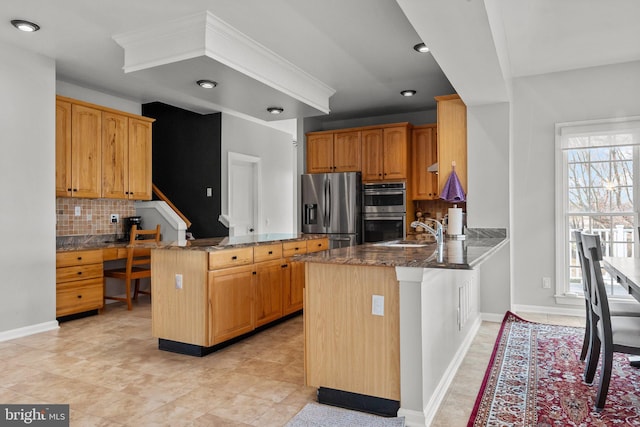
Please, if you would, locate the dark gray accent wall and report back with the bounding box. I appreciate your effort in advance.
[142,102,227,238]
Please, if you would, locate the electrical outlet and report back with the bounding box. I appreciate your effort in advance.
[175,274,183,289]
[110,214,119,223]
[372,295,384,316]
[542,277,551,289]
[74,206,81,216]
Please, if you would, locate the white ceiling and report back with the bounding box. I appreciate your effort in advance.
[2,0,639,121]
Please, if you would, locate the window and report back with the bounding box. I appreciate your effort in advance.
[555,117,640,303]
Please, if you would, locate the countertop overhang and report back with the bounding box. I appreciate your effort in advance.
[296,229,508,269]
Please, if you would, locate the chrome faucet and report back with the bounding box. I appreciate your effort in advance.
[411,219,444,252]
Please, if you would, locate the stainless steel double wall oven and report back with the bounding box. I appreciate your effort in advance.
[362,182,406,243]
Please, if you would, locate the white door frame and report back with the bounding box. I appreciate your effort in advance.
[228,152,261,236]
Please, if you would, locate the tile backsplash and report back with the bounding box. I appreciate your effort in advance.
[56,198,136,236]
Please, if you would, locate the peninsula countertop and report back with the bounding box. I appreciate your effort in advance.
[295,229,508,269]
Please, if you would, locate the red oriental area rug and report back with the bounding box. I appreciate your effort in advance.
[468,311,640,426]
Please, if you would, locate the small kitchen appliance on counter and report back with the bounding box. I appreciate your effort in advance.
[124,216,143,241]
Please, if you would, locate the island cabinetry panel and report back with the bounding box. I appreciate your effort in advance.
[152,250,209,346]
[305,263,400,401]
[56,249,104,317]
[283,240,308,315]
[411,124,439,200]
[208,264,255,344]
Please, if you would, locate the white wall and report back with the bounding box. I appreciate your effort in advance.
[467,102,511,315]
[511,60,640,309]
[221,114,297,234]
[0,41,57,336]
[56,80,141,115]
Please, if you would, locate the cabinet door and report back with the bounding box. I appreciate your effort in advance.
[71,104,102,198]
[128,118,153,200]
[55,100,73,197]
[101,112,129,199]
[436,95,467,195]
[208,265,255,345]
[255,260,284,327]
[361,129,384,181]
[333,131,361,172]
[411,125,438,200]
[307,133,334,173]
[283,260,304,315]
[382,126,408,180]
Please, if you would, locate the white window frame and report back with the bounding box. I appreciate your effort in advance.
[555,116,640,306]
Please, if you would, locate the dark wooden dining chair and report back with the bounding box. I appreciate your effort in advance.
[580,232,640,411]
[104,224,161,310]
[573,230,640,367]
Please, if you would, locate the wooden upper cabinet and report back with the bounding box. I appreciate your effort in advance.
[306,133,334,173]
[333,131,361,172]
[71,104,102,198]
[361,124,410,182]
[411,124,438,200]
[435,94,467,195]
[56,95,153,200]
[382,126,409,180]
[102,112,129,199]
[361,129,383,181]
[127,118,153,200]
[55,100,72,197]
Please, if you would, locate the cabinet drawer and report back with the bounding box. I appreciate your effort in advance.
[56,278,103,317]
[103,247,128,261]
[283,241,308,257]
[253,243,282,263]
[56,263,103,282]
[306,238,329,253]
[209,247,254,269]
[56,250,103,267]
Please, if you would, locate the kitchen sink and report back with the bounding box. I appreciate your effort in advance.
[373,240,432,248]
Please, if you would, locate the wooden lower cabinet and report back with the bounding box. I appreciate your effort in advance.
[55,249,104,317]
[208,265,255,345]
[151,237,329,350]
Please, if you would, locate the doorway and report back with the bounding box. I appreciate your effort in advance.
[228,152,261,237]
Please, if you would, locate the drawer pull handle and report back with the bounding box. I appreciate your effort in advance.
[231,256,238,260]
[77,295,82,299]
[77,272,82,275]
[268,251,273,255]
[295,247,299,250]
[77,257,82,260]
[281,264,288,268]
[252,271,257,275]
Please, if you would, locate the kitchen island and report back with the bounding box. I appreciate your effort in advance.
[150,233,328,356]
[296,229,507,425]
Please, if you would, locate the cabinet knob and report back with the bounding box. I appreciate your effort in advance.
[67,188,72,191]
[252,271,257,275]
[77,257,82,260]
[268,251,273,255]
[73,189,78,192]
[77,271,82,275]
[77,295,82,299]
[231,255,238,260]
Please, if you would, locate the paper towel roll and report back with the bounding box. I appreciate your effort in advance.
[447,207,463,236]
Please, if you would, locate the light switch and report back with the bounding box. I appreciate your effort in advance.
[372,295,384,316]
[175,274,183,289]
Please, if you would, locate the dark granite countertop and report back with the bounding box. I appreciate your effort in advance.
[295,229,508,270]
[57,233,327,252]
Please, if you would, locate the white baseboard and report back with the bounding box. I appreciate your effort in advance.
[400,316,482,426]
[480,312,505,323]
[0,320,59,342]
[511,304,583,317]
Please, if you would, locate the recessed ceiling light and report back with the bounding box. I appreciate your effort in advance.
[11,19,40,32]
[413,43,429,53]
[400,90,417,97]
[267,107,284,114]
[197,80,217,89]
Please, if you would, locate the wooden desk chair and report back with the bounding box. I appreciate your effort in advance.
[573,230,640,367]
[581,232,640,411]
[104,224,161,310]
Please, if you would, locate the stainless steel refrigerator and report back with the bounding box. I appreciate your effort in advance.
[301,172,362,249]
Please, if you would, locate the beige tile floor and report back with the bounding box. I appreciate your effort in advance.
[0,299,583,426]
